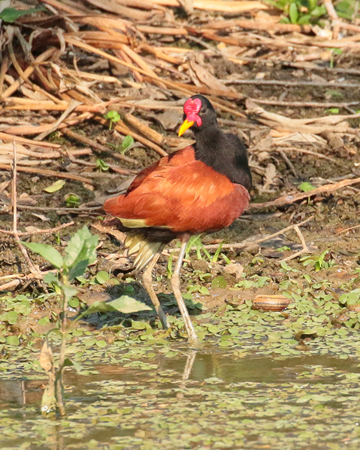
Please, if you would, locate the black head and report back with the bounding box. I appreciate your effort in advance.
[178,95,218,136]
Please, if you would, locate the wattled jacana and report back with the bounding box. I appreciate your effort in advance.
[104,95,252,345]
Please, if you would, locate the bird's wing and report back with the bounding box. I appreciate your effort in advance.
[104,146,249,233]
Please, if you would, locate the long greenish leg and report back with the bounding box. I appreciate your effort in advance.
[171,241,199,346]
[142,247,169,330]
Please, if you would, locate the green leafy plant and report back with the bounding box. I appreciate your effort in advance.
[185,235,223,263]
[22,226,98,415]
[108,135,135,155]
[265,0,326,24]
[298,182,316,192]
[96,158,109,172]
[104,110,120,130]
[300,249,335,271]
[0,7,42,23]
[64,193,81,208]
[121,135,134,154]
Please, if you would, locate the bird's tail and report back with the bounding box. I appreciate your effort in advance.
[125,234,163,273]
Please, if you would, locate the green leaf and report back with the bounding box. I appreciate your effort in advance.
[297,14,311,24]
[80,296,152,317]
[6,311,18,325]
[121,135,134,152]
[289,3,299,23]
[68,259,90,281]
[38,317,49,326]
[7,335,20,346]
[43,180,65,193]
[311,5,326,17]
[0,7,42,23]
[105,110,120,122]
[199,286,209,295]
[298,182,316,192]
[95,271,110,284]
[326,108,339,114]
[21,242,63,268]
[96,340,107,348]
[64,226,98,269]
[62,285,78,301]
[43,273,59,285]
[107,296,153,313]
[104,111,120,130]
[61,357,82,373]
[69,298,79,308]
[211,276,227,289]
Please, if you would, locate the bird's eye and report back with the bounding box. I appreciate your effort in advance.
[200,107,206,114]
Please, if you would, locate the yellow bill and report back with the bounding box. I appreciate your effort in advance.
[178,119,194,137]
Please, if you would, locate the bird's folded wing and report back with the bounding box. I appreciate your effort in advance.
[104,151,249,234]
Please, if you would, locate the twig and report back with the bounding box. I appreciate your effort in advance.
[223,79,360,88]
[9,205,103,214]
[271,147,337,163]
[0,54,9,96]
[0,279,22,291]
[205,18,312,34]
[34,100,81,141]
[249,98,360,109]
[337,224,360,235]
[249,177,360,210]
[174,216,314,252]
[323,0,340,39]
[0,132,61,148]
[1,48,56,100]
[0,164,94,185]
[0,221,74,236]
[278,150,297,177]
[280,224,311,262]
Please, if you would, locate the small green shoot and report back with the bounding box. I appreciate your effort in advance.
[104,110,120,130]
[96,158,110,172]
[298,182,316,192]
[185,235,212,261]
[277,246,291,252]
[326,108,340,114]
[221,253,232,265]
[121,135,134,154]
[64,194,81,208]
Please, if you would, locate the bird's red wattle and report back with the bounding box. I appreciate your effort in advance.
[183,98,202,127]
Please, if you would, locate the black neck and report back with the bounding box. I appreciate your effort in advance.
[193,125,252,191]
